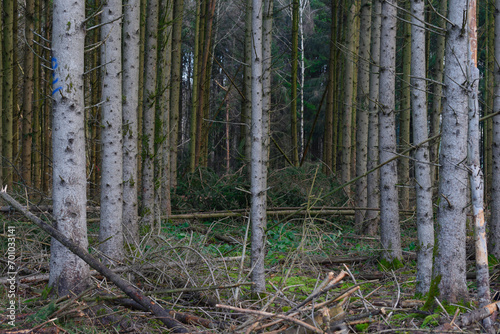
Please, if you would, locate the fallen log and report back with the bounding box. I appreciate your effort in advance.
[0,189,192,333]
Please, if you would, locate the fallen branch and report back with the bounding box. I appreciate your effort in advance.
[0,190,191,333]
[216,303,325,334]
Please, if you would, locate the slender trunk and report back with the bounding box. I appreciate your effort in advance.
[354,0,371,228]
[250,0,266,294]
[363,0,381,236]
[429,0,447,190]
[49,0,90,295]
[399,7,411,210]
[434,0,469,303]
[378,0,402,263]
[341,0,356,192]
[411,0,433,295]
[122,0,141,244]
[142,0,159,226]
[3,0,14,188]
[290,0,299,166]
[21,0,35,187]
[170,0,184,186]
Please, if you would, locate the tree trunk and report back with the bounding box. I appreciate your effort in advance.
[122,0,141,245]
[398,6,411,211]
[354,0,371,228]
[251,0,267,294]
[170,0,183,186]
[341,0,357,192]
[491,0,500,260]
[378,0,402,263]
[429,0,447,191]
[141,0,159,227]
[434,0,469,303]
[363,0,381,236]
[290,0,299,166]
[99,0,124,263]
[49,0,90,295]
[3,0,14,189]
[322,0,337,175]
[21,0,35,187]
[411,0,433,295]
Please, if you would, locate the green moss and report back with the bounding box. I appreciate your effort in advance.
[422,275,441,311]
[421,313,440,327]
[378,257,404,270]
[355,323,369,332]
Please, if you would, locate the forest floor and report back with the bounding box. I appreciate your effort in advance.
[0,166,499,333]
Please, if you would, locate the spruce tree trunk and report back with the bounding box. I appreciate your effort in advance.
[363,0,381,236]
[170,0,183,186]
[434,0,469,302]
[290,0,299,166]
[429,0,447,190]
[341,0,357,190]
[491,0,500,259]
[399,8,411,211]
[411,0,433,295]
[378,0,402,263]
[99,0,124,263]
[49,0,90,295]
[250,0,266,294]
[3,0,14,188]
[122,0,141,244]
[21,0,35,187]
[354,0,371,228]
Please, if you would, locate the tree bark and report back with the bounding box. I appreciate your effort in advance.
[142,0,159,227]
[251,0,267,293]
[363,0,381,236]
[122,0,141,245]
[411,0,433,295]
[434,0,469,302]
[354,0,371,228]
[2,0,14,188]
[290,0,299,166]
[378,0,402,263]
[49,0,90,295]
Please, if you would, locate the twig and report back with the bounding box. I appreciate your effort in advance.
[216,304,325,334]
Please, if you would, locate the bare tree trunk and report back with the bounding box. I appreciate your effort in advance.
[363,0,381,236]
[354,0,371,228]
[434,0,469,303]
[250,0,267,294]
[429,0,447,190]
[142,0,159,227]
[467,3,492,330]
[3,0,14,189]
[122,0,141,245]
[491,0,500,259]
[21,0,35,187]
[411,0,433,295]
[49,0,90,295]
[341,0,357,192]
[170,0,184,186]
[290,0,299,166]
[378,0,402,264]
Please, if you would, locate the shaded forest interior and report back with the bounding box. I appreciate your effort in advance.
[2,0,500,332]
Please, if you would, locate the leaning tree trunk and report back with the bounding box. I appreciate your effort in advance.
[411,0,433,295]
[49,0,90,295]
[433,0,469,303]
[378,0,402,264]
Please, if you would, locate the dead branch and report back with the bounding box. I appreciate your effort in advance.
[0,190,190,333]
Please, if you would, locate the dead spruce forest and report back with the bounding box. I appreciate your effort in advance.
[2,0,500,332]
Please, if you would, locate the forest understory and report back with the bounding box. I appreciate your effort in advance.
[1,166,499,333]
